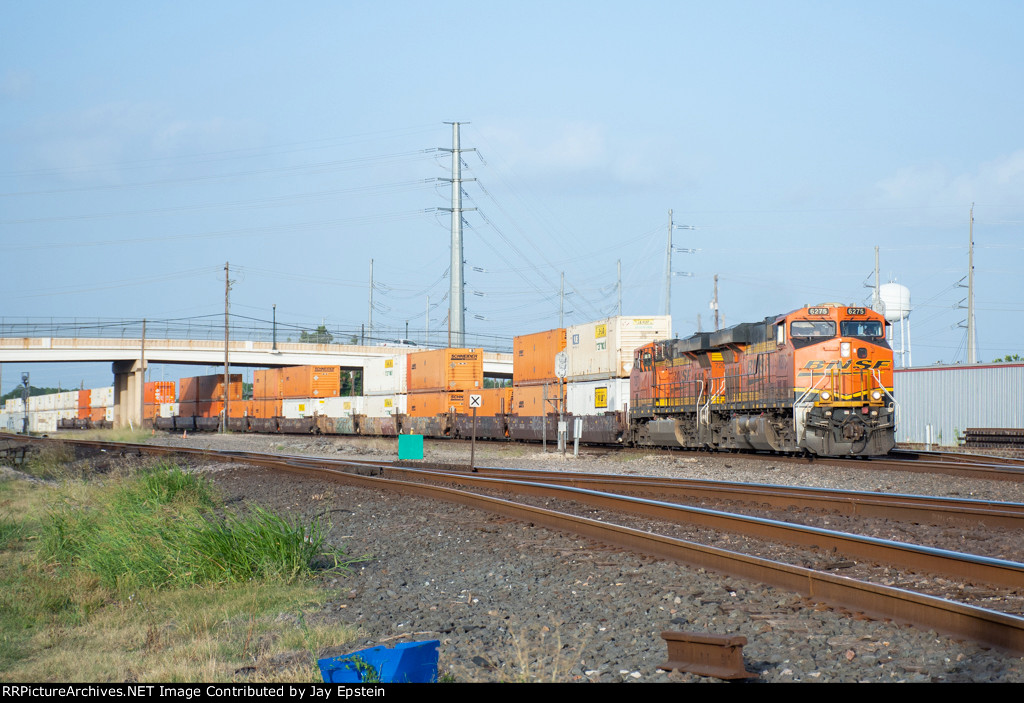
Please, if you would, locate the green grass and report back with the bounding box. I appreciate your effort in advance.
[0,460,365,681]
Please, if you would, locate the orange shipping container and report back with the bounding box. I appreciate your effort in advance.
[406,391,467,417]
[508,383,563,416]
[90,407,106,423]
[513,328,567,386]
[280,365,341,398]
[144,381,176,405]
[253,368,282,400]
[473,387,513,417]
[251,399,282,419]
[77,389,91,409]
[179,374,242,402]
[407,348,483,393]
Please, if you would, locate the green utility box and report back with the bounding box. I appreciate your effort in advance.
[398,434,424,461]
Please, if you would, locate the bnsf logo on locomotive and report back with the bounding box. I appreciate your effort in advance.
[803,360,891,370]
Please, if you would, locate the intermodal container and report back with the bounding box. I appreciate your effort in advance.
[471,387,513,417]
[78,389,91,410]
[566,316,671,380]
[565,378,630,415]
[363,355,408,395]
[407,391,467,417]
[144,381,176,405]
[407,348,483,393]
[362,395,406,418]
[513,328,567,386]
[508,383,563,416]
[90,387,114,408]
[280,365,341,398]
[179,374,243,402]
[250,399,283,419]
[253,368,282,400]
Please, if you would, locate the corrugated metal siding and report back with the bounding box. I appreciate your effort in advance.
[894,363,1024,445]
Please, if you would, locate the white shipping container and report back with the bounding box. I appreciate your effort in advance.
[282,398,312,419]
[57,391,78,410]
[5,398,24,413]
[565,378,631,415]
[362,395,406,417]
[159,403,179,418]
[91,387,114,408]
[339,396,363,416]
[30,411,58,433]
[28,394,54,412]
[0,412,17,432]
[363,355,408,395]
[105,407,114,422]
[566,316,671,380]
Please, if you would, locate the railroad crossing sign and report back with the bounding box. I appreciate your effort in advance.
[469,394,482,408]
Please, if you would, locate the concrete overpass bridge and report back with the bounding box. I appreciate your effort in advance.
[0,335,513,428]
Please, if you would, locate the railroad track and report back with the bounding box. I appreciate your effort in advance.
[12,434,1024,656]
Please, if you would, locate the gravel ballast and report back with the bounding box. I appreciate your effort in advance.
[66,434,1024,681]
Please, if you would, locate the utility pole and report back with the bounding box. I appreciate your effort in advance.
[425,296,430,348]
[223,262,231,433]
[617,259,622,316]
[713,274,720,331]
[272,304,277,350]
[441,122,476,348]
[967,204,976,364]
[665,209,673,317]
[140,318,146,430]
[872,246,880,311]
[368,259,374,345]
[559,272,565,327]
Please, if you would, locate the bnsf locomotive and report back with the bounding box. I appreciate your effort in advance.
[629,303,896,456]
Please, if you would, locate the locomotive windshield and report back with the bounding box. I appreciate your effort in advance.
[841,320,883,338]
[790,320,836,338]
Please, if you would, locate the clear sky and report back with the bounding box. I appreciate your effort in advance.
[2,1,1022,392]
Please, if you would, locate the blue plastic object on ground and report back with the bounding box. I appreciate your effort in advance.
[318,640,440,683]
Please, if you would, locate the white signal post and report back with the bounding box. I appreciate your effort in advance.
[469,394,482,471]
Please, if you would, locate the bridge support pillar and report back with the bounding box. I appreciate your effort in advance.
[112,360,146,429]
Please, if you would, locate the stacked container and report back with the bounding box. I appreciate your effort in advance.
[178,374,243,418]
[280,365,341,398]
[364,356,408,395]
[511,328,566,417]
[513,328,566,387]
[143,381,176,420]
[406,348,483,417]
[565,316,670,414]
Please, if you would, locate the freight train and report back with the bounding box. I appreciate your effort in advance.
[629,303,896,456]
[145,303,897,458]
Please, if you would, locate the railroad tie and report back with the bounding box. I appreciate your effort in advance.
[658,631,758,680]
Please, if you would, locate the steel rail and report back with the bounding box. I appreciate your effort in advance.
[372,466,1024,589]
[457,467,1024,530]
[235,460,1024,657]
[14,435,1024,655]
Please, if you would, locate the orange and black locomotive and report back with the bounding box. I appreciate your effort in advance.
[630,303,896,456]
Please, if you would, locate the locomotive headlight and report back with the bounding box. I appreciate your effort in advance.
[840,342,851,358]
[819,391,831,401]
[871,390,882,401]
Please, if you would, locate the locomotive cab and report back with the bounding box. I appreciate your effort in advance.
[785,304,896,455]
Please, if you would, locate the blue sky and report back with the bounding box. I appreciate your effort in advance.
[2,1,1022,391]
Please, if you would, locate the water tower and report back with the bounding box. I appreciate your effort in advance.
[878,282,911,367]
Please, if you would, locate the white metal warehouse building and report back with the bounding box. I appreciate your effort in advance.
[893,362,1024,446]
